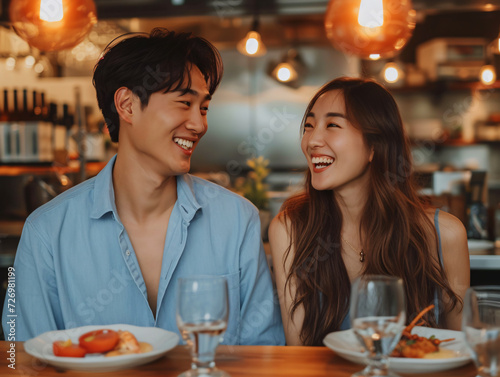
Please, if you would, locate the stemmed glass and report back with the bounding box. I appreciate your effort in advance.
[176,276,230,377]
[350,275,406,377]
[462,286,500,377]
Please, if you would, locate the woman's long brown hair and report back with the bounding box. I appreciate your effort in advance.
[281,77,461,346]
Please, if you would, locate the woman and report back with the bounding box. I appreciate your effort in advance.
[269,77,470,346]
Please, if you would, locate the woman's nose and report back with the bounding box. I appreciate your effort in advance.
[307,127,325,148]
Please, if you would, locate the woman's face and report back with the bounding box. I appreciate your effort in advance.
[301,89,373,192]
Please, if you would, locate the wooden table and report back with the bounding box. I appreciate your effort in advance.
[0,342,477,377]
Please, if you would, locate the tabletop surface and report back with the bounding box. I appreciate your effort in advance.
[0,341,478,377]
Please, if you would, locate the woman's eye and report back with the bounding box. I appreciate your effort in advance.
[304,123,313,128]
[327,123,340,128]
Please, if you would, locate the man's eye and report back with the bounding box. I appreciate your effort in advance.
[180,101,191,106]
[201,107,209,112]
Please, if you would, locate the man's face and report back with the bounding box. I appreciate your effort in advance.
[124,65,211,177]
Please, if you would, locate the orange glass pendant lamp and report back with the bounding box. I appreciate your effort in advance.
[324,0,416,59]
[9,0,97,52]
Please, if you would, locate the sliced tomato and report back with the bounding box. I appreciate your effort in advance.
[78,329,119,353]
[53,340,87,358]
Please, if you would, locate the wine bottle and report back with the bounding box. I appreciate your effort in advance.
[32,90,42,120]
[11,89,20,122]
[0,89,8,122]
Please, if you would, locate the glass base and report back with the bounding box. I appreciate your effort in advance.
[178,368,230,377]
[352,365,401,377]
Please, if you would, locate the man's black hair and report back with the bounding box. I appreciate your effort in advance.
[93,28,223,142]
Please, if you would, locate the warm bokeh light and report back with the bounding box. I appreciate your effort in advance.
[245,38,259,55]
[325,0,416,59]
[39,0,63,22]
[9,0,97,52]
[6,57,16,71]
[480,65,496,85]
[25,55,36,68]
[277,66,292,82]
[237,31,267,57]
[383,62,402,83]
[369,54,381,60]
[358,0,384,27]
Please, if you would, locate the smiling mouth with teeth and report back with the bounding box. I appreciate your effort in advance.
[311,156,334,169]
[174,137,194,150]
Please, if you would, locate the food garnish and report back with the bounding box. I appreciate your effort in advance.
[53,339,87,357]
[52,329,152,358]
[391,305,455,359]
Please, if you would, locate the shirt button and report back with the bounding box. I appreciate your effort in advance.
[125,250,131,256]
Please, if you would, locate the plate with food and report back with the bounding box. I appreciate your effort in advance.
[24,324,179,372]
[323,306,472,374]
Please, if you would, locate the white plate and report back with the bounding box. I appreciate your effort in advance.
[323,326,472,374]
[24,324,179,372]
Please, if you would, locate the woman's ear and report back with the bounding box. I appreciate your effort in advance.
[114,87,134,125]
[369,146,374,162]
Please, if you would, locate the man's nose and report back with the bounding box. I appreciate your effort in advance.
[185,110,207,135]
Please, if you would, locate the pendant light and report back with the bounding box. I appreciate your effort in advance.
[9,0,97,52]
[324,0,416,59]
[237,19,267,57]
[268,49,307,88]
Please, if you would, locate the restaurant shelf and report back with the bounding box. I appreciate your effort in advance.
[0,161,106,177]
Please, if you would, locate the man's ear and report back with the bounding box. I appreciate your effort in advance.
[114,87,134,124]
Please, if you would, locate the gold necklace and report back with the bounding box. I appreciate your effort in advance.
[341,235,365,263]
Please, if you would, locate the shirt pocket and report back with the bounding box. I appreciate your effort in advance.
[218,270,241,345]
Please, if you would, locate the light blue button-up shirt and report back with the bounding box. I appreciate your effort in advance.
[2,156,285,345]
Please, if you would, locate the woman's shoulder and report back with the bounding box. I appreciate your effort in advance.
[425,208,468,253]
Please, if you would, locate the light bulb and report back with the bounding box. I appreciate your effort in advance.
[277,67,292,82]
[325,0,415,59]
[237,30,266,57]
[10,0,97,51]
[480,65,496,85]
[40,0,63,22]
[246,38,259,55]
[358,0,384,28]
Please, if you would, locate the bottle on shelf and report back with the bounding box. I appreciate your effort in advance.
[32,90,42,120]
[0,89,10,162]
[11,89,20,122]
[22,89,31,121]
[52,103,69,165]
[0,89,8,122]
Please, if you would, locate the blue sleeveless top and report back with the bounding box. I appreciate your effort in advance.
[339,208,444,330]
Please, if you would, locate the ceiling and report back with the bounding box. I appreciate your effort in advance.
[2,0,500,67]
[92,0,500,19]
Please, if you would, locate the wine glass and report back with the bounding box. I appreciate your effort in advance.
[176,276,230,377]
[350,275,406,377]
[462,286,500,377]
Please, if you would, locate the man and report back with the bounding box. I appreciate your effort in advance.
[3,29,285,345]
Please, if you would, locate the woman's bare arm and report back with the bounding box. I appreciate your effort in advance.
[269,215,305,345]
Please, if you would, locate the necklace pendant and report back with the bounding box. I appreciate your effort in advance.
[359,250,365,263]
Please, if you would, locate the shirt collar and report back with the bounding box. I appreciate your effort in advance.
[91,154,118,220]
[91,155,201,222]
[176,174,202,223]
